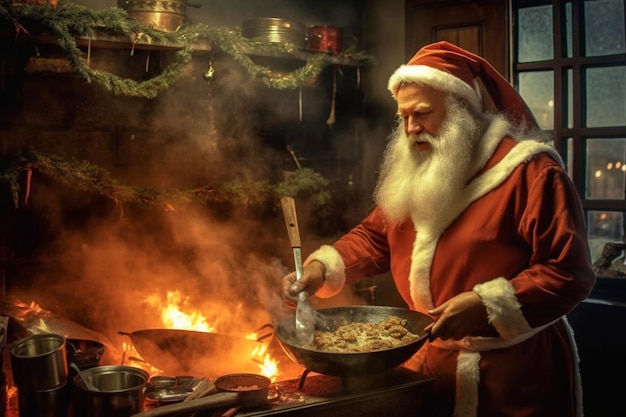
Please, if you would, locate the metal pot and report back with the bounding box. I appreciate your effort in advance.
[119,325,273,378]
[117,0,190,32]
[275,306,432,377]
[307,25,343,54]
[17,380,70,417]
[72,365,149,417]
[241,18,307,49]
[10,333,68,391]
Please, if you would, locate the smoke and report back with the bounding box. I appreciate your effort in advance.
[3,1,409,368]
[10,197,297,343]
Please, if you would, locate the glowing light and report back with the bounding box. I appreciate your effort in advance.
[595,170,602,178]
[259,354,279,381]
[145,290,217,332]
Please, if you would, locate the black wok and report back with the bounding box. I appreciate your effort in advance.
[119,326,273,378]
[275,306,432,377]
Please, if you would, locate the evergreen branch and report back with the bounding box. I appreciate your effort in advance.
[0,150,331,211]
[0,1,374,96]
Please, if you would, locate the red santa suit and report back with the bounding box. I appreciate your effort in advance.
[305,42,596,417]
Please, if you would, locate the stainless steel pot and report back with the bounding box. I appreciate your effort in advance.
[72,365,149,417]
[10,333,69,391]
[241,18,306,48]
[275,306,432,377]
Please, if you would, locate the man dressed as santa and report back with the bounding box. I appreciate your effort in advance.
[282,41,596,417]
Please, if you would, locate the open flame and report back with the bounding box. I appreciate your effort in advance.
[143,290,279,380]
[156,291,216,332]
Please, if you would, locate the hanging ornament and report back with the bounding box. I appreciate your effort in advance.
[204,60,215,80]
[204,59,219,151]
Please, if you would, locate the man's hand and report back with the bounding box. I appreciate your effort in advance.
[424,291,489,340]
[282,260,325,308]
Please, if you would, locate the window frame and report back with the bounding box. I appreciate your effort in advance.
[513,0,626,246]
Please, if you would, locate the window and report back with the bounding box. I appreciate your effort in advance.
[514,0,626,269]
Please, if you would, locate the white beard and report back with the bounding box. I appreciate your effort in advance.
[374,98,485,225]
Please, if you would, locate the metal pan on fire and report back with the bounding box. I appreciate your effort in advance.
[119,326,273,378]
[275,306,432,377]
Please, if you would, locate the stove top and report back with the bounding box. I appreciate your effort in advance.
[237,367,433,417]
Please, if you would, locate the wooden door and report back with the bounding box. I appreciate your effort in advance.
[405,0,510,78]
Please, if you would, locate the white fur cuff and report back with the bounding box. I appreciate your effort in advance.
[304,245,346,298]
[473,277,532,339]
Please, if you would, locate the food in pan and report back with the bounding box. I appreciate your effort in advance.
[312,315,421,352]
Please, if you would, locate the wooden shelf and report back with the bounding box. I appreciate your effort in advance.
[1,25,365,66]
[1,27,212,53]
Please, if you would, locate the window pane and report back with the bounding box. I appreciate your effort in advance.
[584,0,626,57]
[585,66,626,127]
[565,2,573,58]
[518,5,554,62]
[588,210,624,265]
[566,137,574,178]
[518,71,554,129]
[565,68,573,128]
[585,138,626,199]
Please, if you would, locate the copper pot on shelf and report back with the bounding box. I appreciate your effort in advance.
[117,0,194,32]
[307,25,343,54]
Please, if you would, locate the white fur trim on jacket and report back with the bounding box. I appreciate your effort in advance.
[304,245,345,298]
[406,119,569,417]
[408,116,508,310]
[455,351,481,417]
[388,65,482,114]
[473,277,532,339]
[408,116,561,312]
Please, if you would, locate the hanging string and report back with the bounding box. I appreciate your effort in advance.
[204,58,219,152]
[326,68,337,127]
[130,38,137,57]
[86,38,91,66]
[145,52,150,73]
[24,167,32,206]
[299,87,303,122]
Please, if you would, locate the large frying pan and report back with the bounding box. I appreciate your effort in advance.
[119,326,273,378]
[275,306,432,377]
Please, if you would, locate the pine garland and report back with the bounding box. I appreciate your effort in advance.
[0,1,345,214]
[0,149,331,213]
[0,1,374,97]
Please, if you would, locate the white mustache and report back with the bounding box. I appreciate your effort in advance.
[410,132,435,143]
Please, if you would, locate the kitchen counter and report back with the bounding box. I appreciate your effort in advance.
[141,367,433,417]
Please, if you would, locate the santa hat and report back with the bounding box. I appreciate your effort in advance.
[388,41,539,130]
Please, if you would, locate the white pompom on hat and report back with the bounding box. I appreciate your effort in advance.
[388,41,539,130]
